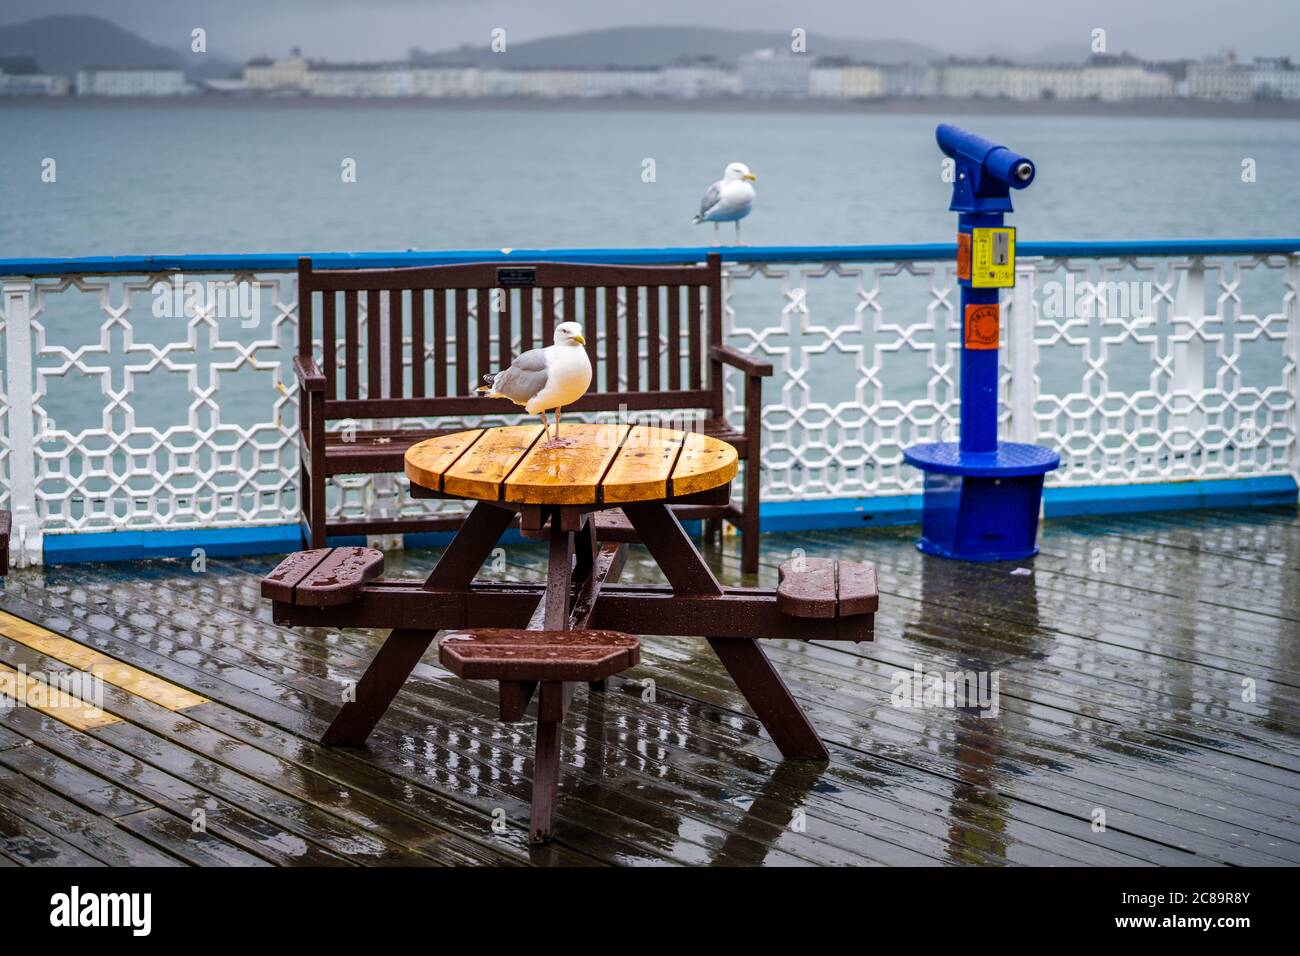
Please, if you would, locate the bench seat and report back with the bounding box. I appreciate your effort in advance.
[439,628,640,682]
[261,546,385,606]
[776,557,878,619]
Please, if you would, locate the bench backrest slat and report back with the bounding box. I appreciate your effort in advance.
[297,255,723,417]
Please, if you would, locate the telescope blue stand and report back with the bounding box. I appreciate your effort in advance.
[903,125,1061,562]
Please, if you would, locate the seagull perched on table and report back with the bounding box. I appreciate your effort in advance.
[692,161,757,245]
[477,321,591,446]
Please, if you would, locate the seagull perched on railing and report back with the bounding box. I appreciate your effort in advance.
[692,161,757,245]
[478,321,591,446]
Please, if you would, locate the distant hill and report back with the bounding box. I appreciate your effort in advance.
[412,25,943,68]
[0,15,239,78]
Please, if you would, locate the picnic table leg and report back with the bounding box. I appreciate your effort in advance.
[321,501,516,746]
[622,501,829,762]
[706,639,829,760]
[530,684,565,844]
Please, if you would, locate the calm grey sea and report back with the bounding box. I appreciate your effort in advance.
[1,104,1298,254]
[2,103,1297,446]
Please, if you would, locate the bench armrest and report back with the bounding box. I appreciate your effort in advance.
[711,345,773,377]
[293,355,327,393]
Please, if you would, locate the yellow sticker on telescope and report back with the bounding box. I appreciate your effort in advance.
[970,227,1016,288]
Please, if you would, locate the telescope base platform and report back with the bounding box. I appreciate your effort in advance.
[903,441,1061,562]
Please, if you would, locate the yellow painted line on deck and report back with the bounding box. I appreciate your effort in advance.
[0,662,121,731]
[0,611,209,712]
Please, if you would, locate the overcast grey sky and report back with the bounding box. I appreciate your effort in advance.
[2,0,1297,62]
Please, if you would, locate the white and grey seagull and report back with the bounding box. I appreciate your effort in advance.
[477,320,592,446]
[692,161,757,244]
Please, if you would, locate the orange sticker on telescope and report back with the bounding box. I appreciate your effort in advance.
[964,303,1000,349]
[956,232,971,280]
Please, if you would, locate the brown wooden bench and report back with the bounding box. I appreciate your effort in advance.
[440,627,641,843]
[295,253,773,572]
[0,510,10,576]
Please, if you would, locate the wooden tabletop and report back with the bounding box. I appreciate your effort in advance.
[405,423,737,505]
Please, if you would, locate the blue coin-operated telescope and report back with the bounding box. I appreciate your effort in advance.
[902,124,1060,561]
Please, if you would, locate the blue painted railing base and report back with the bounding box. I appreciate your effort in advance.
[36,475,1297,564]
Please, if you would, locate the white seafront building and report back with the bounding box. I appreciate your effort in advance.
[660,57,739,98]
[738,48,812,97]
[0,57,68,95]
[810,58,885,99]
[75,67,193,96]
[230,48,1300,103]
[1187,55,1300,100]
[934,55,1174,101]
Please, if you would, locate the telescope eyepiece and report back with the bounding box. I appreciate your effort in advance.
[1013,161,1034,182]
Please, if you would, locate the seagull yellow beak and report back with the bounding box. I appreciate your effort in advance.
[743,172,757,181]
[574,334,586,345]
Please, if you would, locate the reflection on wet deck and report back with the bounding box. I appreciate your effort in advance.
[1,505,1298,866]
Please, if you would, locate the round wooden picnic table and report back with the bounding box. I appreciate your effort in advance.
[272,424,869,843]
[403,422,738,506]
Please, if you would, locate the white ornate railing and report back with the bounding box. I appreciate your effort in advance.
[1,241,1296,563]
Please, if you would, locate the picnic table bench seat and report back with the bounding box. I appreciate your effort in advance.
[260,546,385,606]
[776,557,879,620]
[440,627,641,844]
[439,628,640,683]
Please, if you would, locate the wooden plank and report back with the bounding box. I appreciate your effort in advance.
[343,289,359,399]
[116,807,272,866]
[291,547,386,607]
[646,285,661,390]
[0,769,185,866]
[454,288,470,395]
[541,288,556,343]
[433,289,448,396]
[601,425,686,504]
[258,548,332,603]
[0,709,352,866]
[366,288,382,398]
[667,285,681,390]
[498,287,512,373]
[520,288,535,352]
[669,430,738,497]
[688,284,702,389]
[776,557,838,619]
[0,801,106,866]
[582,286,598,378]
[388,289,404,397]
[0,662,120,731]
[503,423,630,504]
[322,291,337,399]
[404,429,486,492]
[411,289,426,396]
[476,287,492,386]
[604,286,619,390]
[440,425,545,500]
[626,287,640,391]
[0,611,208,711]
[836,561,879,616]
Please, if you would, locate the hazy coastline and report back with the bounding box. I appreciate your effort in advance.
[4,94,1300,119]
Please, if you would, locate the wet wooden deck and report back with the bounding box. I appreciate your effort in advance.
[1,505,1298,866]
